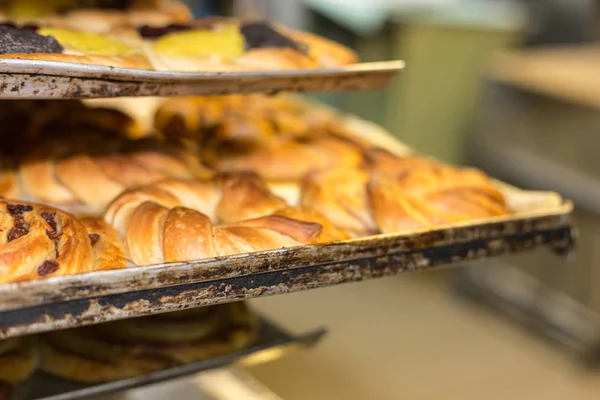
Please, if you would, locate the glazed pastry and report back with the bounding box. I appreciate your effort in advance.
[105,172,287,228]
[0,200,103,283]
[81,218,128,272]
[0,123,206,216]
[302,149,509,236]
[104,173,346,265]
[39,302,257,383]
[209,136,363,182]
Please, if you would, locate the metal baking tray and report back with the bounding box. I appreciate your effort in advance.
[0,194,574,339]
[0,59,403,99]
[13,318,325,400]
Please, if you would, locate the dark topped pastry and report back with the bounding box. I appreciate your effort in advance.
[241,22,307,54]
[0,25,63,55]
[138,23,191,38]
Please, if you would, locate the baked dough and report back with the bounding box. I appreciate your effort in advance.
[302,149,509,236]
[104,173,347,265]
[39,302,257,383]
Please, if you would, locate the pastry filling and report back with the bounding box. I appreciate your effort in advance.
[0,25,63,55]
[152,24,244,59]
[6,204,32,242]
[148,21,306,59]
[38,260,59,276]
[37,28,135,56]
[89,233,100,246]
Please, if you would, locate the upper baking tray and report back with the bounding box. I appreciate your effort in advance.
[0,59,403,99]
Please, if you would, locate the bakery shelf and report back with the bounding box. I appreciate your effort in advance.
[0,60,403,99]
[14,317,325,400]
[0,195,574,339]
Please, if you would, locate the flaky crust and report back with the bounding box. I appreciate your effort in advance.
[0,52,153,69]
[210,137,363,182]
[5,142,202,216]
[81,219,127,272]
[302,150,509,236]
[276,25,358,67]
[0,200,94,283]
[234,47,317,70]
[104,173,337,265]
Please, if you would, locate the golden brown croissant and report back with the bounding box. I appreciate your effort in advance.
[302,150,509,236]
[105,177,327,265]
[0,201,121,283]
[39,302,257,383]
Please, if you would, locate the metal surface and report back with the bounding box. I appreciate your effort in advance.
[12,318,326,400]
[0,60,403,99]
[0,201,575,339]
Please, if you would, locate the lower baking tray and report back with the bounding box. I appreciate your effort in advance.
[0,59,402,99]
[0,108,577,338]
[13,317,325,400]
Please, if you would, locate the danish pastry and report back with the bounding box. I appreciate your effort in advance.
[0,200,127,283]
[302,149,509,236]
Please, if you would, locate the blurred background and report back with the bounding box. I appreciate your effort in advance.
[187,0,600,398]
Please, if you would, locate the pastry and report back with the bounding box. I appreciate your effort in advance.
[104,173,346,265]
[302,149,509,236]
[0,121,206,216]
[208,136,364,183]
[39,302,258,383]
[0,336,38,397]
[0,26,153,68]
[0,200,125,283]
[0,13,356,71]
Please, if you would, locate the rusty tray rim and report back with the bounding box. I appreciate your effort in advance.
[0,198,574,312]
[0,59,404,81]
[0,60,403,98]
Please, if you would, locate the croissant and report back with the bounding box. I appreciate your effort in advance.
[302,150,510,236]
[39,302,257,383]
[0,200,126,283]
[0,140,206,216]
[104,174,347,265]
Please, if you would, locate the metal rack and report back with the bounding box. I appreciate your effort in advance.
[0,5,582,399]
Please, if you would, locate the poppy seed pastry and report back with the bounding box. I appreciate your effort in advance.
[0,25,62,54]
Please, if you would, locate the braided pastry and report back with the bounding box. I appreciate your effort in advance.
[0,200,125,283]
[39,302,257,383]
[105,173,345,265]
[302,149,509,236]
